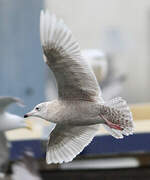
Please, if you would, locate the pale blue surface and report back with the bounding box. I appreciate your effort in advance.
[0,0,45,115]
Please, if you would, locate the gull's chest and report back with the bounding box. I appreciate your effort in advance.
[53,101,99,125]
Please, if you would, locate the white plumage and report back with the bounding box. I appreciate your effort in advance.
[40,11,101,101]
[46,124,99,163]
[25,10,134,164]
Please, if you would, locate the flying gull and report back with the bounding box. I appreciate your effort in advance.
[0,96,31,176]
[24,10,134,164]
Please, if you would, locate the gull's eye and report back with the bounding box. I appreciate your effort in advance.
[35,107,41,111]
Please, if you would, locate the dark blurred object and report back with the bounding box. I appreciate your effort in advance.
[11,151,42,180]
[8,133,150,167]
[40,167,150,180]
[0,132,9,179]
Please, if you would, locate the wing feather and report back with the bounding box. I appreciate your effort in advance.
[0,96,23,112]
[40,10,101,101]
[46,124,100,164]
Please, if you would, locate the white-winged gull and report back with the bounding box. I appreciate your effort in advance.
[24,10,134,164]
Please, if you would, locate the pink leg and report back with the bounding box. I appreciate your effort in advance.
[100,114,123,131]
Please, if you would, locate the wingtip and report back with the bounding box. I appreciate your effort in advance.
[40,9,57,46]
[40,9,55,18]
[15,98,25,107]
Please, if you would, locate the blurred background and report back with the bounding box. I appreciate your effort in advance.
[1,0,150,179]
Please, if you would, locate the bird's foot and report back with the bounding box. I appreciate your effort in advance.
[100,114,123,131]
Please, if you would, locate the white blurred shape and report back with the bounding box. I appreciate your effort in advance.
[81,49,108,83]
[60,157,139,170]
[11,152,42,180]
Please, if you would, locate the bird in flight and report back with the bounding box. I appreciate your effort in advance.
[0,96,31,176]
[24,10,134,164]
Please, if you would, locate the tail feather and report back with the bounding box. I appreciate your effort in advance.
[102,97,134,138]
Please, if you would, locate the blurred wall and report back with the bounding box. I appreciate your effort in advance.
[0,0,45,115]
[45,0,150,103]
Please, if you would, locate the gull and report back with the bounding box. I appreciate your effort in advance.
[0,96,31,176]
[24,10,134,164]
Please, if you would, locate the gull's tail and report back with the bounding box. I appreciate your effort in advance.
[100,97,134,139]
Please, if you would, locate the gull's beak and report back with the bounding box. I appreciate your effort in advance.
[25,119,32,130]
[24,110,34,118]
[24,114,29,118]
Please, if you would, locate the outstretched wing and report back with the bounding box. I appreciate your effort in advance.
[46,124,100,164]
[0,96,24,112]
[40,10,102,101]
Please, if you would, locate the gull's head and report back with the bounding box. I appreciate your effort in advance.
[24,102,48,120]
